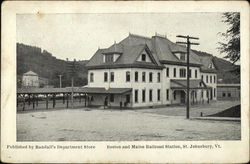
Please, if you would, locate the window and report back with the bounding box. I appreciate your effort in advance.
[149,89,153,102]
[142,72,146,82]
[166,67,169,77]
[201,75,203,81]
[157,89,161,101]
[201,91,203,98]
[210,76,212,83]
[142,90,146,102]
[214,75,216,83]
[141,54,146,61]
[105,54,114,63]
[206,75,208,83]
[180,53,185,61]
[222,92,226,97]
[110,94,114,102]
[149,72,153,82]
[173,68,176,77]
[214,88,216,97]
[166,89,169,101]
[189,69,192,78]
[104,72,108,82]
[157,72,161,82]
[134,90,138,103]
[110,72,114,82]
[135,71,138,82]
[228,93,231,97]
[174,91,176,100]
[126,71,130,82]
[90,73,94,82]
[180,68,186,78]
[195,70,198,78]
[206,90,209,98]
[208,63,213,69]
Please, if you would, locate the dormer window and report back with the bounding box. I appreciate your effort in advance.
[208,63,214,69]
[141,54,146,61]
[180,53,186,61]
[173,52,186,61]
[103,53,120,63]
[105,54,114,63]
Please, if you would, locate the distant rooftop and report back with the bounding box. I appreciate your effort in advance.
[23,71,38,76]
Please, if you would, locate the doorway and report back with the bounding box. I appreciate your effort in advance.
[180,91,186,104]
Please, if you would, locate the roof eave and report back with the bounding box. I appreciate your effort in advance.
[160,60,202,67]
[86,64,164,70]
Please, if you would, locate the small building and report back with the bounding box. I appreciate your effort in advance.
[217,83,240,100]
[84,33,218,108]
[22,71,39,88]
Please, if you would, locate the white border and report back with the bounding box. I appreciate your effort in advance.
[1,1,249,163]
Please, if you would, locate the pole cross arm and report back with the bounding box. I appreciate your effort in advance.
[177,35,199,40]
[190,42,200,45]
[176,41,188,45]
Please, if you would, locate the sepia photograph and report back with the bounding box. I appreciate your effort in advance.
[1,1,249,163]
[16,12,241,141]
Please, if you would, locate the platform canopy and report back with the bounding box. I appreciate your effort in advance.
[17,87,132,94]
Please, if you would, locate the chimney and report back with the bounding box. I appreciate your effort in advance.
[114,41,117,51]
[128,33,131,45]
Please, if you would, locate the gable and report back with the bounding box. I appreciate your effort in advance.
[208,61,215,69]
[136,49,153,63]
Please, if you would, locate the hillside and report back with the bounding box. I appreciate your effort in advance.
[193,50,240,84]
[17,43,88,88]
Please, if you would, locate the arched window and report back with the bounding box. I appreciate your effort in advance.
[149,72,153,82]
[135,71,138,82]
[142,72,146,82]
[104,72,108,82]
[110,72,114,82]
[126,71,130,82]
[179,68,186,78]
[157,72,161,82]
[195,69,198,78]
[90,73,94,82]
[141,54,146,61]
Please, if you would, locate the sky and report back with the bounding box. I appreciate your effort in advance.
[17,13,229,61]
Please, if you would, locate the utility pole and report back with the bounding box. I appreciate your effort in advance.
[71,74,74,109]
[67,59,79,109]
[176,35,199,119]
[58,75,62,88]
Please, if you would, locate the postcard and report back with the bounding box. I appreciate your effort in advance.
[1,1,249,163]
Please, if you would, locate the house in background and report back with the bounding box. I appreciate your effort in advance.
[22,70,50,88]
[85,33,217,108]
[22,71,39,88]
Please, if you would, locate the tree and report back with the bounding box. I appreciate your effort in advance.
[218,12,240,64]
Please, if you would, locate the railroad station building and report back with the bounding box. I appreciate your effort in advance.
[85,33,217,108]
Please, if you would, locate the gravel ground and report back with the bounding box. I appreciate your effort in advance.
[17,107,240,141]
[134,100,240,117]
